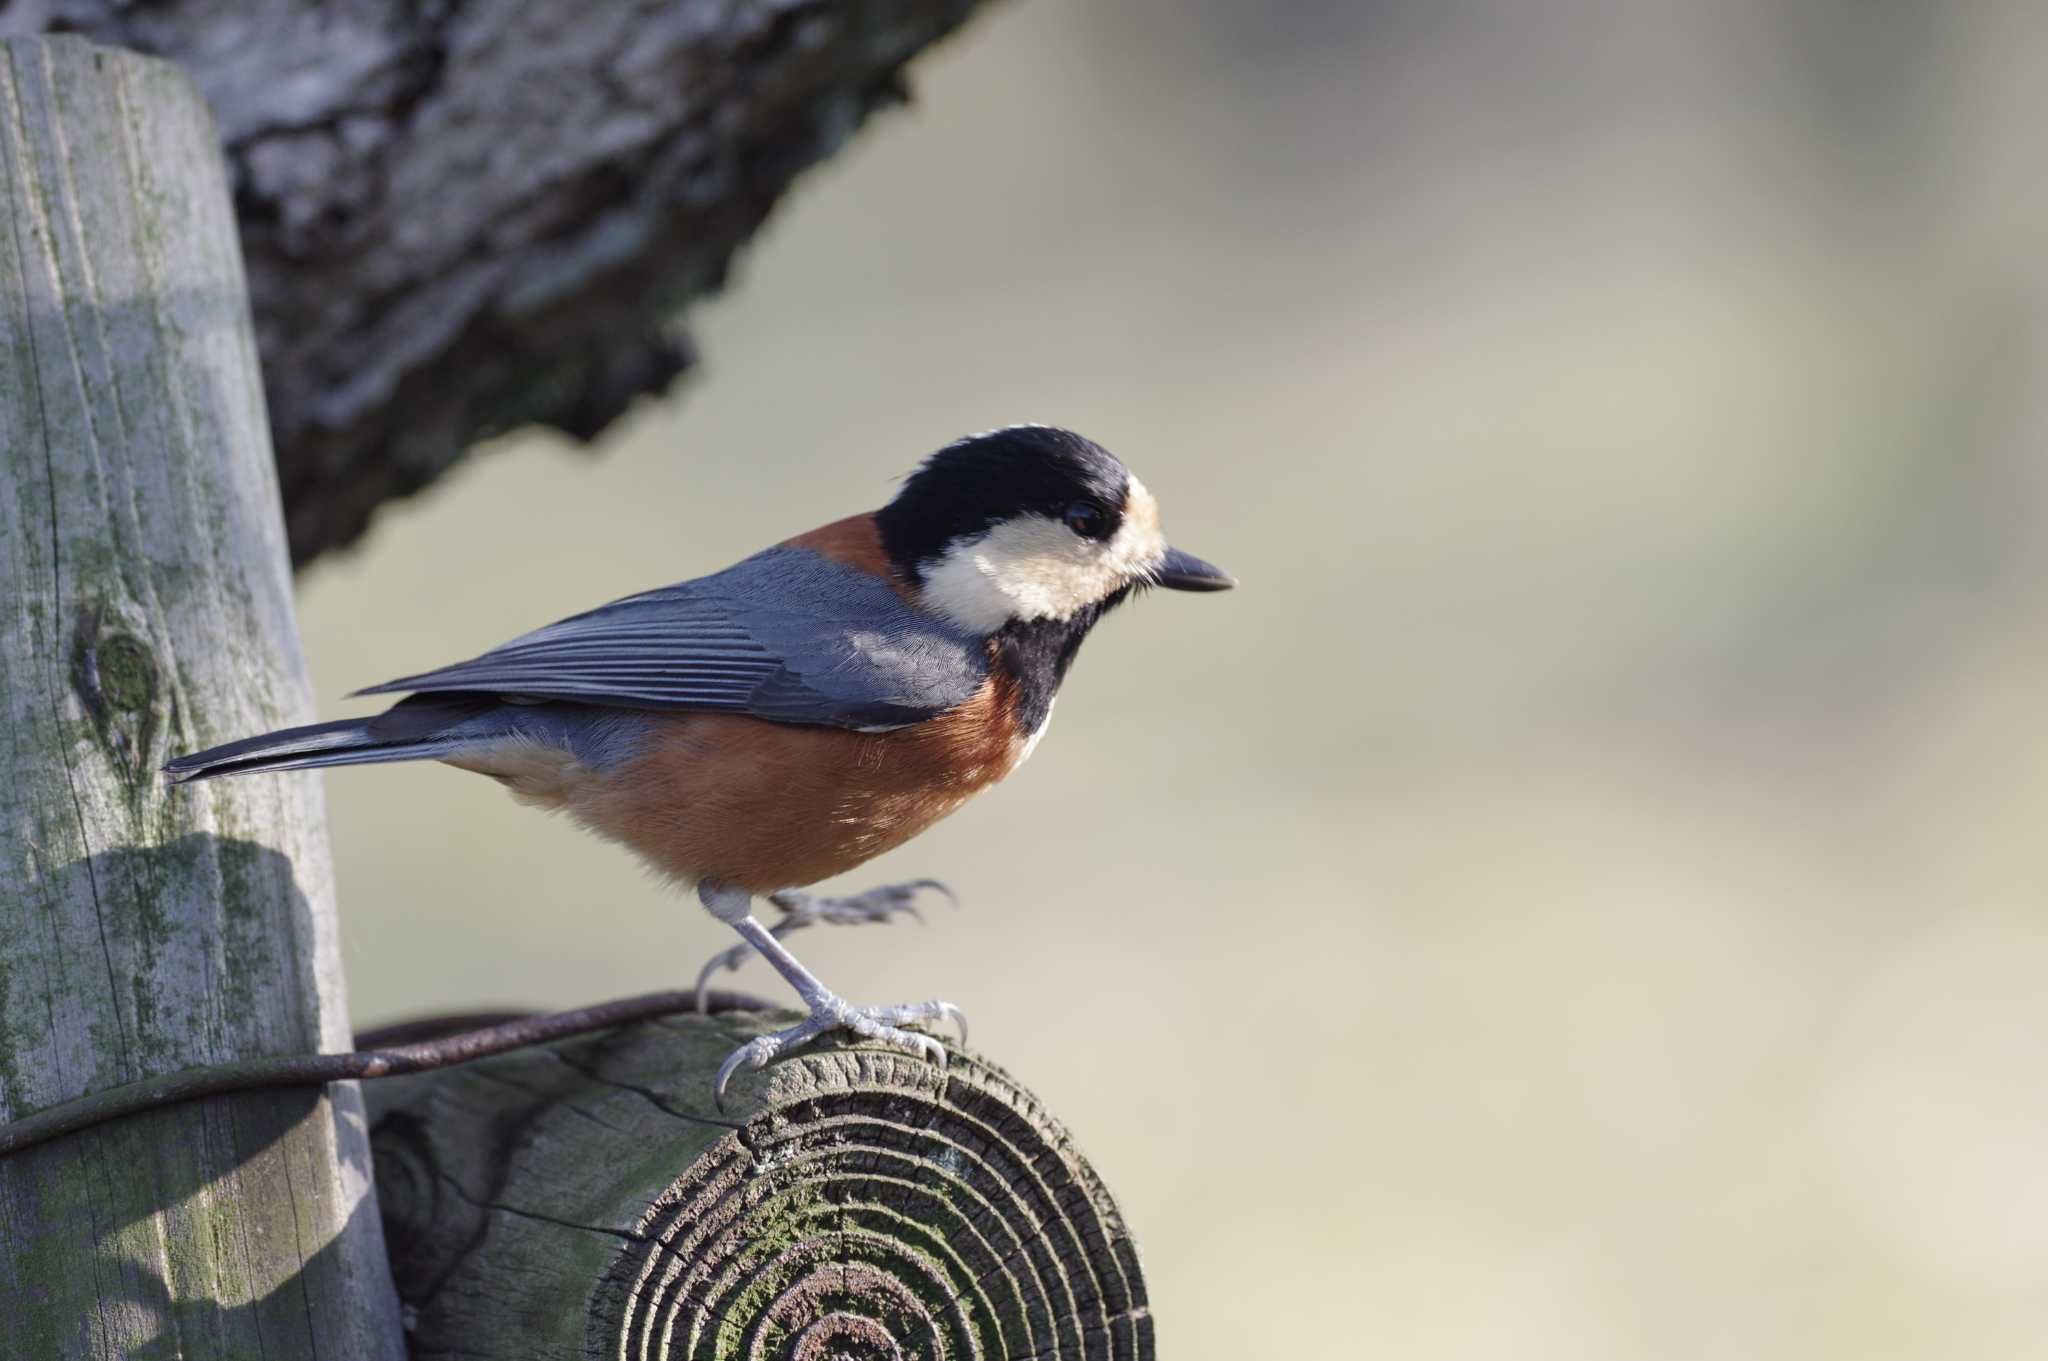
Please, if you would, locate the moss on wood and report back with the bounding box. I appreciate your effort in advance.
[0,36,403,1360]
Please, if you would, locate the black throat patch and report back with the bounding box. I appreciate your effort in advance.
[989,586,1134,737]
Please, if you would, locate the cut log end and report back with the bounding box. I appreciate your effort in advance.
[365,1010,1153,1360]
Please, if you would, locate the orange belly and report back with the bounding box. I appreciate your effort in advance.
[452,677,1027,892]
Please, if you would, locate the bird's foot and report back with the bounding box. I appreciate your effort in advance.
[693,879,954,1012]
[714,995,967,1109]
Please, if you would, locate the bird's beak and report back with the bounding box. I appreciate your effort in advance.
[1152,545,1237,592]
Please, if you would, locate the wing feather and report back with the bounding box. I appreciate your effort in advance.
[353,546,987,728]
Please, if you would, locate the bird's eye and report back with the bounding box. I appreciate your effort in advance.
[1063,500,1109,539]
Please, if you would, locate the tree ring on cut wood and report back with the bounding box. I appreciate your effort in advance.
[364,1013,1153,1360]
[614,1044,1153,1360]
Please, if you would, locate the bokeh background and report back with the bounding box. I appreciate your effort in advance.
[295,3,2048,1357]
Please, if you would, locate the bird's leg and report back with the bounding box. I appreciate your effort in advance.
[696,880,966,1107]
[692,879,954,1013]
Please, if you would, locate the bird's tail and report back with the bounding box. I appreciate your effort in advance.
[162,698,499,784]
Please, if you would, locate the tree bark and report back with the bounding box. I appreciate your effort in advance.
[0,36,404,1358]
[366,1011,1154,1360]
[0,0,995,567]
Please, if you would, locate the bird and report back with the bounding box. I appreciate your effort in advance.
[165,425,1234,1101]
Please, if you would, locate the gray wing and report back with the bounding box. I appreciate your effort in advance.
[353,546,989,729]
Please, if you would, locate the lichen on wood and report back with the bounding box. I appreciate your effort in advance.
[0,36,403,1358]
[367,1011,1153,1360]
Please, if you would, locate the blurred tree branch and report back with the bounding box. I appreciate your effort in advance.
[1,0,991,566]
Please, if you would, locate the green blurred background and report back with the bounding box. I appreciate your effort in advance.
[295,3,2048,1357]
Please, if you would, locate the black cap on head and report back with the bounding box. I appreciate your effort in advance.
[876,426,1130,579]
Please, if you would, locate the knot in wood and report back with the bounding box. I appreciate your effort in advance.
[88,632,156,713]
[71,605,165,781]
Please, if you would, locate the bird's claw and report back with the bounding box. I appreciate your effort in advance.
[776,877,956,927]
[713,997,967,1110]
[693,942,754,1015]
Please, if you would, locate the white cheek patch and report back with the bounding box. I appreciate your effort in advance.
[918,477,1167,632]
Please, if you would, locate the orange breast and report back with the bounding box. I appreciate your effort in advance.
[559,674,1026,892]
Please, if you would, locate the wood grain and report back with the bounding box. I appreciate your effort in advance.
[0,37,403,1358]
[367,1011,1153,1360]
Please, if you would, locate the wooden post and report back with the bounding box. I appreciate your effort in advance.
[0,36,406,1359]
[367,1011,1153,1360]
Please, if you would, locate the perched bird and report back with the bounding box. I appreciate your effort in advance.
[166,426,1234,1100]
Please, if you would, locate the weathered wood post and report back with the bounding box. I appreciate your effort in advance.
[366,1012,1154,1359]
[0,36,406,1358]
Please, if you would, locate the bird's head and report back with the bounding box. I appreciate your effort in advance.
[875,425,1235,634]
